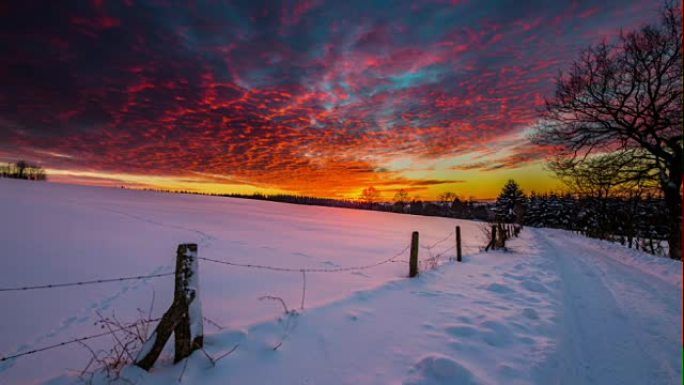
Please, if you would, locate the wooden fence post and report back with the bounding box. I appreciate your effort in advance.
[485,225,496,251]
[135,243,203,371]
[409,231,419,277]
[456,226,462,262]
[174,243,203,363]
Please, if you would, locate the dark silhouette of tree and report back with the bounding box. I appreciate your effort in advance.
[393,189,410,212]
[360,186,380,208]
[523,191,669,256]
[393,189,409,204]
[494,179,526,224]
[16,160,28,179]
[438,192,457,209]
[533,4,682,259]
[408,199,424,215]
[0,160,47,181]
[450,195,468,217]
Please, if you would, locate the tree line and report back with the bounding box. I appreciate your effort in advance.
[493,179,670,256]
[0,160,47,181]
[135,178,672,258]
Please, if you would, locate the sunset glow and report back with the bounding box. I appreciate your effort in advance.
[0,0,662,199]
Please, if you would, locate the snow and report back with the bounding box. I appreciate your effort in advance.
[540,229,681,287]
[532,229,682,385]
[135,331,157,364]
[0,178,680,385]
[184,246,203,345]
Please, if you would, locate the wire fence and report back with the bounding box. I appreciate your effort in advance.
[0,272,174,293]
[0,227,485,370]
[198,243,411,274]
[0,318,161,363]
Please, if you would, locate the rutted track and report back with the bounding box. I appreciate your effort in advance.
[532,228,682,385]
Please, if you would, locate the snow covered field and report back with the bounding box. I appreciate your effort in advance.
[0,178,681,385]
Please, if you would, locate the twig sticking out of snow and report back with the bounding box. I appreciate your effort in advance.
[213,344,239,362]
[76,311,160,384]
[258,295,300,351]
[259,295,291,314]
[203,316,225,330]
[0,318,161,363]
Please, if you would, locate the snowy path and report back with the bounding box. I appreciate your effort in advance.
[532,228,682,385]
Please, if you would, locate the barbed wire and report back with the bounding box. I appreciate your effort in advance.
[420,231,454,251]
[438,245,456,258]
[198,244,411,274]
[0,272,175,293]
[419,243,456,269]
[0,318,161,362]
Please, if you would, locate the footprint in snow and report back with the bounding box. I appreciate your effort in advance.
[412,290,443,297]
[405,355,481,385]
[293,252,315,259]
[483,283,515,294]
[502,272,525,281]
[444,325,479,338]
[345,307,373,321]
[479,320,513,347]
[521,280,548,293]
[522,308,539,320]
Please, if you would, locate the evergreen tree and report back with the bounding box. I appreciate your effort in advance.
[494,179,526,223]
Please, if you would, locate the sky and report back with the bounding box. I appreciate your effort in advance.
[0,0,663,200]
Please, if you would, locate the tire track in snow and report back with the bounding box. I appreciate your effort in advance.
[552,233,681,383]
[532,229,681,385]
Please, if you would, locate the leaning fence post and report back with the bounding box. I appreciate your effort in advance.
[135,243,203,371]
[409,231,419,277]
[174,243,203,363]
[456,226,462,262]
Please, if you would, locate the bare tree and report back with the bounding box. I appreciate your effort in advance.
[393,189,409,205]
[552,150,659,199]
[533,3,682,259]
[392,189,409,212]
[438,192,457,209]
[360,186,380,208]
